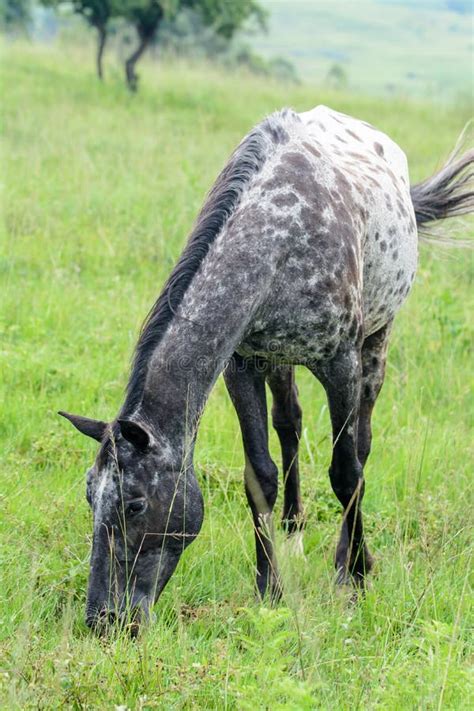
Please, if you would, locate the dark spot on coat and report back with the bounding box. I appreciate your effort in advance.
[333,167,352,193]
[302,141,322,158]
[264,124,290,144]
[322,277,335,291]
[271,192,298,209]
[348,152,370,163]
[367,176,382,188]
[374,142,384,157]
[397,200,408,217]
[281,151,313,173]
[261,176,282,192]
[349,317,358,339]
[380,240,387,252]
[346,129,363,142]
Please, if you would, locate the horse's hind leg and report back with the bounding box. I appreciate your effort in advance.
[224,353,281,601]
[312,345,372,588]
[358,323,392,466]
[334,324,391,586]
[266,366,304,538]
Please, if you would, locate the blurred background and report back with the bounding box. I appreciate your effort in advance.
[2,0,472,100]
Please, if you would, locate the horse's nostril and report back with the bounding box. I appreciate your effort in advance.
[105,610,116,625]
[86,608,117,631]
[86,602,149,635]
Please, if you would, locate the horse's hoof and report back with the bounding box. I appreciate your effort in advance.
[256,574,283,605]
[335,565,370,606]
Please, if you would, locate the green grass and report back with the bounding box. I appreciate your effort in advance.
[254,0,473,101]
[1,42,473,709]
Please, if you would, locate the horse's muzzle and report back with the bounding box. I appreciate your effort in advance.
[86,597,151,636]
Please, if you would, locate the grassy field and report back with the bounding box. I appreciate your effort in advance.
[1,42,473,709]
[254,0,473,101]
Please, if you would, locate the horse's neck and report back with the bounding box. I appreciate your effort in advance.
[137,217,274,445]
[139,314,237,446]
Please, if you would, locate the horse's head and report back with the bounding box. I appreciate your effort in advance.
[59,411,204,634]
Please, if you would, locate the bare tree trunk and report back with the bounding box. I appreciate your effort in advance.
[96,25,107,81]
[125,33,151,92]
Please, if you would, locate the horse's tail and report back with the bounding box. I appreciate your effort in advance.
[410,128,473,246]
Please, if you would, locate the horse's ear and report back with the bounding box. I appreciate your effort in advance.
[58,411,108,442]
[117,419,150,451]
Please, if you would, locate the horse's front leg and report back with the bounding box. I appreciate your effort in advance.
[224,354,282,601]
[312,345,372,588]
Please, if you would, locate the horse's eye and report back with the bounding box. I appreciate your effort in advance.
[85,467,94,507]
[126,499,147,517]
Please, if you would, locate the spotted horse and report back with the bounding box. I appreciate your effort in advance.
[60,105,473,632]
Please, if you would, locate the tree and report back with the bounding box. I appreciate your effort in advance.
[121,0,266,91]
[267,57,299,84]
[189,0,266,40]
[121,0,165,91]
[0,0,31,32]
[41,0,113,79]
[326,63,348,91]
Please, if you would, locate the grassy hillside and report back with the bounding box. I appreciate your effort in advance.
[1,43,473,709]
[253,0,473,101]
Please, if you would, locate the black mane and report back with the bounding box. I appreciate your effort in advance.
[121,110,294,415]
